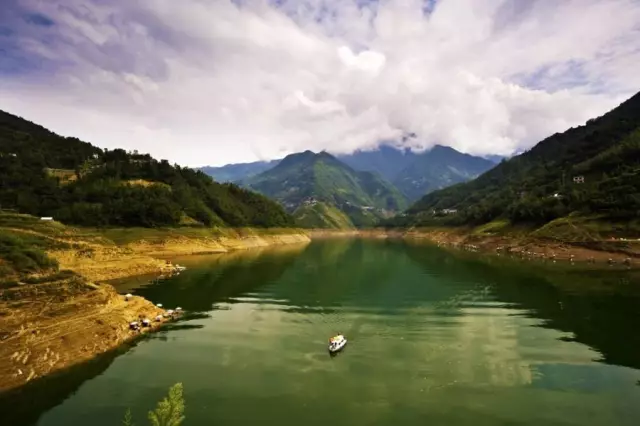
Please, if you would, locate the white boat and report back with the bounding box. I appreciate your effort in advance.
[328,334,347,353]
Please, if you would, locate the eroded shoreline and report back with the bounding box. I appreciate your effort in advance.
[0,227,310,393]
[309,227,639,266]
[2,223,637,394]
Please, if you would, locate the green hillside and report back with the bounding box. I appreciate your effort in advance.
[203,145,497,202]
[246,151,408,228]
[0,110,295,228]
[199,160,279,183]
[293,202,356,229]
[392,146,496,201]
[404,91,640,227]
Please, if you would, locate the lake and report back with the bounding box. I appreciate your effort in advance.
[3,239,640,426]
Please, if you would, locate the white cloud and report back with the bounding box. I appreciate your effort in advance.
[1,0,639,166]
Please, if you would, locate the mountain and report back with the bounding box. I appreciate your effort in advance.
[406,91,640,226]
[245,150,408,228]
[199,159,280,183]
[336,145,418,182]
[390,145,496,201]
[201,145,497,202]
[0,110,295,228]
[338,144,495,201]
[484,154,507,164]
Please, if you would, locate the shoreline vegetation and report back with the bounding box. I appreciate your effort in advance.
[1,213,638,395]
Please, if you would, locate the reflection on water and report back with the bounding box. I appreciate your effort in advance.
[3,239,640,426]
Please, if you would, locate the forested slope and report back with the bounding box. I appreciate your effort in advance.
[405,91,640,226]
[0,110,294,228]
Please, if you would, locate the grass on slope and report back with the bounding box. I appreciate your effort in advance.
[294,202,355,229]
[0,213,68,284]
[0,211,306,248]
[531,215,640,241]
[0,232,60,281]
[97,226,302,245]
[411,214,640,245]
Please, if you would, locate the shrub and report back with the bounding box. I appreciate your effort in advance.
[122,383,185,426]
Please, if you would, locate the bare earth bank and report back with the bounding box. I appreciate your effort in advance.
[309,228,638,266]
[3,222,636,394]
[0,228,310,393]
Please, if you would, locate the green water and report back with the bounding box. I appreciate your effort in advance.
[3,239,640,426]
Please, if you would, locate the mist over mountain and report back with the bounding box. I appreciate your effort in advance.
[199,144,496,201]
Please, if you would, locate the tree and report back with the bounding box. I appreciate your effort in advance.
[122,383,185,426]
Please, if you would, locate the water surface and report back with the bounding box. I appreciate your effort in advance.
[3,239,640,426]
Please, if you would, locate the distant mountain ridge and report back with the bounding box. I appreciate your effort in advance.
[338,145,496,201]
[199,160,279,183]
[244,150,408,229]
[335,145,417,183]
[199,144,496,201]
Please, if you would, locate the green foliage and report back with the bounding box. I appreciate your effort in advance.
[294,202,356,229]
[123,409,134,426]
[0,232,59,275]
[406,91,640,227]
[247,151,407,229]
[202,145,496,203]
[0,110,295,228]
[148,383,185,426]
[123,383,185,426]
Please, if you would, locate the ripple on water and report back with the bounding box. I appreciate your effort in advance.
[11,240,640,426]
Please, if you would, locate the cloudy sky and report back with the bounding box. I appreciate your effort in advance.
[1,0,639,166]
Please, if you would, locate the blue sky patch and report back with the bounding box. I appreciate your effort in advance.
[512,60,594,93]
[24,12,55,27]
[423,0,438,15]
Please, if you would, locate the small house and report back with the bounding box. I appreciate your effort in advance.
[40,217,53,221]
[573,176,585,184]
